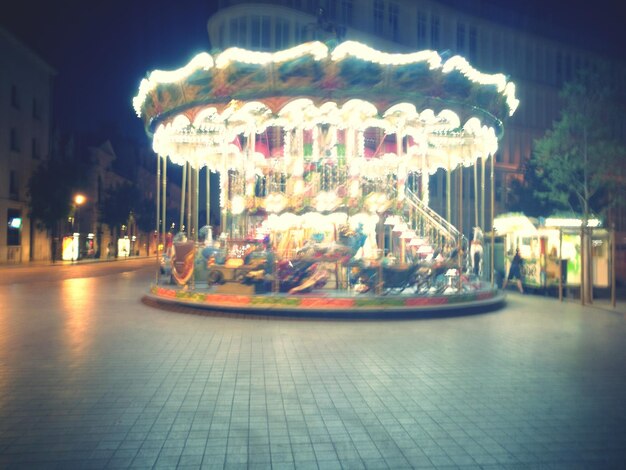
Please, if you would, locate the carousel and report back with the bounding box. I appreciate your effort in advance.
[134,40,517,316]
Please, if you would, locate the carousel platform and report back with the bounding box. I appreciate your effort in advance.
[143,283,506,319]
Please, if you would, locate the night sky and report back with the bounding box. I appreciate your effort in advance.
[2,0,623,144]
[3,0,215,142]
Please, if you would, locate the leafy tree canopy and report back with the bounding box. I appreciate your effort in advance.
[28,136,91,234]
[529,64,626,221]
[101,182,155,233]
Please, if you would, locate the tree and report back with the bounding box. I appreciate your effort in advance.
[28,158,75,233]
[530,65,626,222]
[506,157,553,217]
[101,183,138,230]
[28,135,90,261]
[101,182,156,234]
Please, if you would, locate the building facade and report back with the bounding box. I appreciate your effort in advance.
[0,27,55,263]
[207,0,626,233]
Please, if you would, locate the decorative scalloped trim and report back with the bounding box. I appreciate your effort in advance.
[134,41,518,119]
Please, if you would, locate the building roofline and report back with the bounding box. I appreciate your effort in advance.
[0,26,57,75]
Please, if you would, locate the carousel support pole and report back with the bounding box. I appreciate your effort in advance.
[473,161,479,231]
[161,154,168,266]
[186,163,192,239]
[194,165,199,242]
[389,220,393,259]
[446,155,452,224]
[481,156,486,229]
[180,162,187,233]
[611,224,616,308]
[559,228,563,302]
[580,224,585,305]
[206,168,211,227]
[220,172,228,237]
[155,153,161,284]
[377,214,384,295]
[585,227,593,304]
[490,153,495,288]
[192,165,199,291]
[458,164,463,291]
[408,173,413,229]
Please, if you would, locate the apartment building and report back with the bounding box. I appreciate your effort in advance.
[207,0,626,231]
[0,27,55,263]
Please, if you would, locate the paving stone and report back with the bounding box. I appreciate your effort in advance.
[1,267,626,468]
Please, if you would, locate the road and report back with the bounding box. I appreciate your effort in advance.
[0,260,625,468]
[0,257,157,285]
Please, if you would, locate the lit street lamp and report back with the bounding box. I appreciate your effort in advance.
[74,194,86,259]
[74,194,86,232]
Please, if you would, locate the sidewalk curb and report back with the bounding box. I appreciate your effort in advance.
[0,256,156,270]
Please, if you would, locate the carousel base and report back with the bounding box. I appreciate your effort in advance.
[143,283,506,319]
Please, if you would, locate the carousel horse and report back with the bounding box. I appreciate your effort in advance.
[171,240,196,285]
[470,226,484,276]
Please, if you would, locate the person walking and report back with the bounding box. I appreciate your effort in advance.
[502,248,524,293]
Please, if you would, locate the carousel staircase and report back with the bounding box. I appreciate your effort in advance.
[403,188,469,270]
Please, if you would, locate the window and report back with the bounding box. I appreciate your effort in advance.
[261,16,270,48]
[11,84,19,108]
[320,0,335,20]
[251,15,270,49]
[416,10,427,48]
[32,138,39,159]
[251,16,261,48]
[275,18,289,49]
[7,209,21,246]
[374,0,384,34]
[32,98,41,120]
[430,14,440,49]
[9,171,19,200]
[340,0,353,26]
[524,88,531,126]
[229,18,238,45]
[218,22,225,47]
[239,17,248,47]
[456,21,465,53]
[388,3,399,41]
[295,23,307,43]
[98,176,103,204]
[492,31,501,67]
[10,128,20,152]
[229,17,247,47]
[536,45,544,82]
[502,36,511,70]
[535,89,542,126]
[525,44,533,80]
[556,51,563,84]
[565,54,572,82]
[544,92,551,127]
[469,25,477,62]
[545,49,553,85]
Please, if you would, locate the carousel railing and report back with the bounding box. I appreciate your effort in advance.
[403,187,470,272]
[404,188,460,242]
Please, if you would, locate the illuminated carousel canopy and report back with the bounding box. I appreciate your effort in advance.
[134,41,518,174]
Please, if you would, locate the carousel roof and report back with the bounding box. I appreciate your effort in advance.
[134,41,518,134]
[133,41,518,173]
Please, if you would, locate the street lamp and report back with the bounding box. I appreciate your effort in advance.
[74,194,86,259]
[74,194,86,231]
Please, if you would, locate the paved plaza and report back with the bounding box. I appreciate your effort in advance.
[1,260,625,469]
